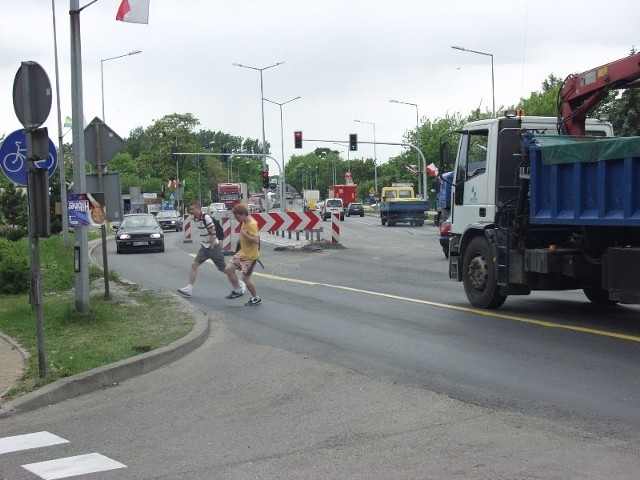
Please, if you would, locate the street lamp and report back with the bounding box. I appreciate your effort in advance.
[389,99,426,198]
[353,119,378,194]
[451,45,495,117]
[264,95,301,211]
[232,61,284,203]
[101,49,141,122]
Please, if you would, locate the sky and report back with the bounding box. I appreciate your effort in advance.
[1,0,638,178]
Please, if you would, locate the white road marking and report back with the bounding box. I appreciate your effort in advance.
[22,453,127,479]
[0,431,68,455]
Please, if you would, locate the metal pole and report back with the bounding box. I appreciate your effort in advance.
[264,96,301,211]
[232,62,284,210]
[451,45,495,117]
[51,0,69,247]
[70,0,90,314]
[100,50,142,123]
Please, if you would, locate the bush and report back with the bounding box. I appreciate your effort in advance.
[0,225,26,241]
[0,238,29,294]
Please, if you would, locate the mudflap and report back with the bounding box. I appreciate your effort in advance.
[603,247,640,303]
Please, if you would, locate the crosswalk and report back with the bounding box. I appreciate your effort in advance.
[0,431,126,479]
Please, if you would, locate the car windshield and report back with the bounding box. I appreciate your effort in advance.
[326,200,342,207]
[121,216,157,228]
[156,212,174,218]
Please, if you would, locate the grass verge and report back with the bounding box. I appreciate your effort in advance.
[0,234,194,401]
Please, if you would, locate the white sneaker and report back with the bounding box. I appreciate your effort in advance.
[177,285,192,297]
[239,281,246,294]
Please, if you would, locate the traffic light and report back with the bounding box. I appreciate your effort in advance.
[294,131,303,149]
[349,133,358,151]
[262,170,270,189]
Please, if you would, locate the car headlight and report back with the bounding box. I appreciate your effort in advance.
[151,233,162,238]
[119,233,131,240]
[170,220,176,224]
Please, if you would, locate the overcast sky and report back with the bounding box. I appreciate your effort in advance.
[1,0,638,175]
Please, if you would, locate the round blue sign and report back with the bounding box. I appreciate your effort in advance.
[0,129,58,186]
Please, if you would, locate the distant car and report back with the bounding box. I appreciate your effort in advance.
[155,210,183,232]
[322,198,344,221]
[439,217,453,258]
[113,213,165,254]
[317,201,324,212]
[209,202,226,212]
[346,202,364,217]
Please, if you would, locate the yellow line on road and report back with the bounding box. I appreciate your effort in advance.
[254,271,640,343]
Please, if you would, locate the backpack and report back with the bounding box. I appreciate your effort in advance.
[205,214,224,240]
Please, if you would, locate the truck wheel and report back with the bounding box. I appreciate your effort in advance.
[381,218,386,225]
[583,287,618,305]
[462,236,507,309]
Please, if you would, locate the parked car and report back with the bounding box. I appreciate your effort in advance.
[322,198,344,221]
[346,202,365,217]
[113,213,165,254]
[439,217,453,258]
[155,210,183,232]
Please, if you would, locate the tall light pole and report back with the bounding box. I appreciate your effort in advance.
[354,119,378,194]
[232,61,284,204]
[101,49,141,122]
[264,95,301,211]
[451,45,495,117]
[389,99,426,198]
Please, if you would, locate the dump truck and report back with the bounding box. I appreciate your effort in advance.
[379,183,428,226]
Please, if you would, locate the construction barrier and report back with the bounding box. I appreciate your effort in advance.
[182,214,193,243]
[330,213,340,244]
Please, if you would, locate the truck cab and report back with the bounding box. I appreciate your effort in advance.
[449,115,613,238]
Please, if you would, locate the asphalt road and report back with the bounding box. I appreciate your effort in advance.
[3,217,640,478]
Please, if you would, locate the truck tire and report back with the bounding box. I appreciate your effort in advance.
[583,287,618,305]
[381,217,387,226]
[462,236,507,309]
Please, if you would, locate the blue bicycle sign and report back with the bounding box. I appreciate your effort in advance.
[0,129,58,186]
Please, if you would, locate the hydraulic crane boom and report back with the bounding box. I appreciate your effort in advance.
[557,52,640,135]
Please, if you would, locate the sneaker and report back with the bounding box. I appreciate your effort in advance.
[177,286,192,297]
[239,280,246,294]
[245,296,262,306]
[225,290,244,299]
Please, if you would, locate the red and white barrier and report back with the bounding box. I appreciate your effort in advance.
[330,213,340,244]
[182,214,193,243]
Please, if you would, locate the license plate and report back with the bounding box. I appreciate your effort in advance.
[133,241,149,246]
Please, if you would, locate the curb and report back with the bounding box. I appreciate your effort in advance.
[0,237,212,419]
[0,298,210,418]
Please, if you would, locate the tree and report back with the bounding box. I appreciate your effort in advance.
[0,183,27,227]
[515,74,563,116]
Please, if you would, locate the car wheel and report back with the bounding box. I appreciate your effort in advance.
[116,244,122,254]
[360,213,364,217]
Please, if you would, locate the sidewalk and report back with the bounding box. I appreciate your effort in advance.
[0,332,27,399]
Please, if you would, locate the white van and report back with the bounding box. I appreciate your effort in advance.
[322,198,344,221]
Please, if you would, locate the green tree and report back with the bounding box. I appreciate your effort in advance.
[0,183,27,227]
[516,74,563,116]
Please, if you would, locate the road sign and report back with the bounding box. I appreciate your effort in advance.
[0,129,58,186]
[84,117,124,167]
[250,211,321,232]
[13,61,52,129]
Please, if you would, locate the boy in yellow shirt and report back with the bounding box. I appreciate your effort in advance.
[225,203,262,305]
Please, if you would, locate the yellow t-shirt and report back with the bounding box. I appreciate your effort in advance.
[238,218,260,261]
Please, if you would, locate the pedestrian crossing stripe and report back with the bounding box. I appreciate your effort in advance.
[22,453,127,479]
[0,431,68,454]
[0,431,127,479]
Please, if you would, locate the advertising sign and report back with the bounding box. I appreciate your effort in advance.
[67,193,106,227]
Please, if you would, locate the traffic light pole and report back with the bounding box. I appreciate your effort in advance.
[176,152,284,211]
[300,138,428,199]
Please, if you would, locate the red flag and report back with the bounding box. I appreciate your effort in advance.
[426,162,439,177]
[116,0,150,24]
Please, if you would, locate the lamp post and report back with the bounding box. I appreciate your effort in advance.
[264,95,301,211]
[389,99,425,198]
[451,45,495,117]
[354,119,378,194]
[101,49,141,122]
[232,61,284,204]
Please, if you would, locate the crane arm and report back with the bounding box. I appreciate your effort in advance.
[557,52,640,135]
